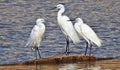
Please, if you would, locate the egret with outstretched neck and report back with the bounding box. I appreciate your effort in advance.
[25,18,45,59]
[56,4,80,55]
[74,18,102,55]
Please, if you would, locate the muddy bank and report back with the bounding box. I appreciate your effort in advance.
[1,55,96,65]
[0,59,120,70]
[0,55,120,70]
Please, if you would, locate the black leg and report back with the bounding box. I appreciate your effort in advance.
[65,36,70,55]
[89,44,92,56]
[65,39,68,54]
[36,47,41,58]
[35,48,38,70]
[35,48,38,60]
[85,42,88,56]
[67,38,70,54]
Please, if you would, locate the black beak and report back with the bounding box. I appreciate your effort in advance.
[50,7,57,10]
[69,19,75,21]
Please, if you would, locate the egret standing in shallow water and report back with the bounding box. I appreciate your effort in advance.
[25,18,45,59]
[56,4,80,55]
[73,18,102,55]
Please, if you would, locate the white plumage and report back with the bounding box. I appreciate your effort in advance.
[74,18,102,47]
[56,4,80,55]
[57,4,80,44]
[25,18,45,58]
[73,18,102,55]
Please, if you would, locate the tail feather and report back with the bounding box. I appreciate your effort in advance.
[24,42,29,47]
[93,38,102,47]
[24,40,33,47]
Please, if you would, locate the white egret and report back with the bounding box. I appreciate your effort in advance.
[74,18,102,55]
[56,4,80,55]
[25,18,45,59]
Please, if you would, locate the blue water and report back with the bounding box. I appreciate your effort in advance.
[0,0,120,64]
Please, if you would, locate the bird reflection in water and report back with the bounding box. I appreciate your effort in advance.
[83,66,102,70]
[58,63,102,70]
[59,64,78,70]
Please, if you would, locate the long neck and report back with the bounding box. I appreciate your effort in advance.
[57,7,65,17]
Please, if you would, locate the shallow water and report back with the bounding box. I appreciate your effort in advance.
[0,0,120,64]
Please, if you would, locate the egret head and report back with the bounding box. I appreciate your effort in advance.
[36,18,45,24]
[56,4,64,9]
[75,18,83,23]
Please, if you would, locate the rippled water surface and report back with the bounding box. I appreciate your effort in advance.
[0,0,120,64]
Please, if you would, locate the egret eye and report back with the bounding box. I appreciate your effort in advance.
[57,5,60,9]
[57,4,64,9]
[42,19,45,22]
